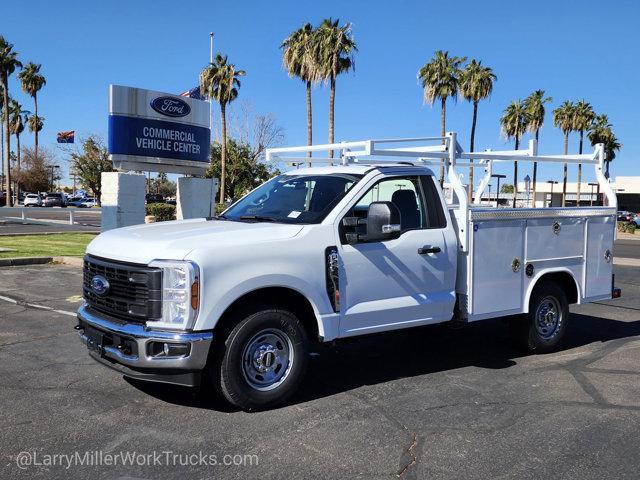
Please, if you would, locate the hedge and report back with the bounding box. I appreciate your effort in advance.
[146,203,176,222]
[617,221,637,234]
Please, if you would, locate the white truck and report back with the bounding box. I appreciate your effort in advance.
[77,132,621,411]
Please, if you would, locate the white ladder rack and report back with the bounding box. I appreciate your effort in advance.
[266,132,616,252]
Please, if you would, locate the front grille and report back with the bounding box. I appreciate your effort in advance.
[83,255,162,322]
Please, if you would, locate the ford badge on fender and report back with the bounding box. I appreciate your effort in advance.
[150,96,191,117]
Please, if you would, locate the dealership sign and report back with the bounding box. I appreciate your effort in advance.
[108,85,210,175]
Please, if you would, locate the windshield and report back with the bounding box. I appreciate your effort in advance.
[223,174,362,224]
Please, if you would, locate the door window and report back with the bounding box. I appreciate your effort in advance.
[348,176,427,234]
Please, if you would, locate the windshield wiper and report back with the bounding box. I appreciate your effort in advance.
[239,215,278,222]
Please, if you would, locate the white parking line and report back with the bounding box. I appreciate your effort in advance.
[0,294,77,317]
[614,257,640,267]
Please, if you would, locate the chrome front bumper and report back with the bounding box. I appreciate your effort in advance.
[76,303,213,386]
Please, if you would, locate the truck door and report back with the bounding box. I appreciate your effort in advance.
[337,174,457,337]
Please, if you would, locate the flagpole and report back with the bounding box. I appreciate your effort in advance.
[209,32,214,134]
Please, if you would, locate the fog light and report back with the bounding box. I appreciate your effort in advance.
[148,342,190,358]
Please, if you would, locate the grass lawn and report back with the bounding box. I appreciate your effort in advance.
[0,233,96,259]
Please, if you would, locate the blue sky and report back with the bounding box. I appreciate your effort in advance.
[4,0,639,186]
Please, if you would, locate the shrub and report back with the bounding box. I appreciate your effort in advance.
[145,203,176,222]
[618,221,637,234]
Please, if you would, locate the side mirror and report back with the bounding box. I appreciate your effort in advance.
[364,201,401,242]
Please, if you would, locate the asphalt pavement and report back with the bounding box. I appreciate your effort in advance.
[614,237,640,259]
[0,206,101,234]
[0,261,639,479]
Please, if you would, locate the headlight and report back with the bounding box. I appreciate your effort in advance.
[147,260,199,330]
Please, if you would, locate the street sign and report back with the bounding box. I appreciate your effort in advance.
[108,85,211,175]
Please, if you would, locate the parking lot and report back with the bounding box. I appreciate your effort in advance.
[0,254,638,478]
[0,207,101,234]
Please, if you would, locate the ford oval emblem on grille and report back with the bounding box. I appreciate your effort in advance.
[91,275,110,296]
[150,96,191,117]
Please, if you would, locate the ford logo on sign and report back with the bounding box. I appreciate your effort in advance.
[90,275,110,296]
[150,96,191,118]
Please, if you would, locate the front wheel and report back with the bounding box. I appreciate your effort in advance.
[213,308,309,411]
[518,281,569,353]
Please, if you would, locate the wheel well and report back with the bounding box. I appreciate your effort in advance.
[532,271,579,305]
[215,287,320,343]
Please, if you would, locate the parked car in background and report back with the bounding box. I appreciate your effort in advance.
[23,193,43,207]
[78,197,97,208]
[43,193,68,208]
[632,214,640,227]
[68,196,87,207]
[617,211,633,222]
[145,193,165,204]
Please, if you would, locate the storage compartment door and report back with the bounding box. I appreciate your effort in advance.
[585,216,615,299]
[472,220,525,316]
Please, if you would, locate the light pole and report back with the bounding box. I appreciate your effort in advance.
[491,174,506,208]
[547,180,558,207]
[487,183,492,205]
[48,165,60,191]
[524,174,531,208]
[588,182,598,207]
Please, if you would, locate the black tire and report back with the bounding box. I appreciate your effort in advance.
[213,308,309,411]
[519,281,569,353]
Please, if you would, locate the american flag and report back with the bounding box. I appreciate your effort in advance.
[180,86,206,101]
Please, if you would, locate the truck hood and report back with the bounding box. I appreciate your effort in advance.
[86,218,304,264]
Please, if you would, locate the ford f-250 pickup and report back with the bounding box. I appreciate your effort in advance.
[77,133,621,411]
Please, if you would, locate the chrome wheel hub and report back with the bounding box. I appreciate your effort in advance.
[535,296,562,340]
[242,329,293,391]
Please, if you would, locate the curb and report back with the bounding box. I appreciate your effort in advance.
[0,256,84,267]
[0,231,99,237]
[0,256,53,267]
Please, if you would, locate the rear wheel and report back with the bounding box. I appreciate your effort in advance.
[212,308,309,411]
[518,281,569,353]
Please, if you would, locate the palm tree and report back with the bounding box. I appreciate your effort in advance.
[315,18,357,161]
[200,53,245,204]
[553,101,576,207]
[459,59,496,200]
[523,90,552,205]
[17,62,45,161]
[8,99,27,197]
[281,23,321,162]
[500,100,528,207]
[0,36,22,207]
[27,114,43,145]
[418,50,466,184]
[572,100,595,204]
[588,114,622,179]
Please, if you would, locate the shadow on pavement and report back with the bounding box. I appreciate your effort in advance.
[126,312,640,412]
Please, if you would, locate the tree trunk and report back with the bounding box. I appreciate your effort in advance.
[468,101,478,202]
[439,97,446,185]
[15,133,20,200]
[219,103,227,205]
[306,80,312,166]
[576,130,583,205]
[531,129,539,207]
[328,76,335,163]
[2,75,12,207]
[34,93,39,161]
[561,131,568,207]
[512,137,519,208]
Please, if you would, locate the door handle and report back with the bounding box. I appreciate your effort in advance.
[418,245,441,255]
